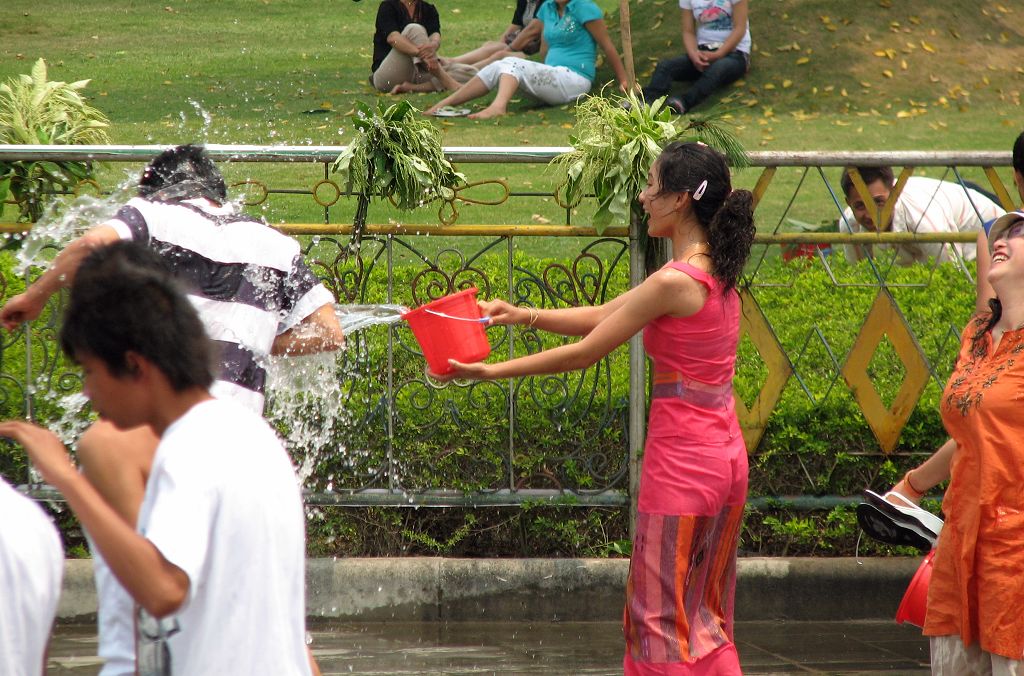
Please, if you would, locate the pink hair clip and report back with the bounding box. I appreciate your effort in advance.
[692,180,708,201]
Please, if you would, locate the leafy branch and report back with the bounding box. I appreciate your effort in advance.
[553,89,748,235]
[332,99,465,211]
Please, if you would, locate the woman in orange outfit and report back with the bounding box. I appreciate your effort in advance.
[914,209,1024,674]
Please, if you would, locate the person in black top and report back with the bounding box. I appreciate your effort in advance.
[447,0,548,69]
[371,0,476,94]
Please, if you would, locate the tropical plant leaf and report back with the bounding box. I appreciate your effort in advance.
[0,58,110,221]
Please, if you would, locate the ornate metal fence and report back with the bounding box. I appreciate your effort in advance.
[0,146,1016,509]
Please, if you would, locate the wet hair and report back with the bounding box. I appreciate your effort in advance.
[840,166,895,202]
[59,241,216,391]
[137,144,227,204]
[653,141,755,290]
[1014,131,1024,176]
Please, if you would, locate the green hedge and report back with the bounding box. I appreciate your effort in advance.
[0,247,973,557]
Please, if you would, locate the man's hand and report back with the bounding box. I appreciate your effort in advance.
[0,292,45,332]
[0,421,78,489]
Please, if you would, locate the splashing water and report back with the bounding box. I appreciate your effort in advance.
[334,304,408,333]
[15,178,136,275]
[12,172,411,497]
[265,304,409,486]
[49,393,93,447]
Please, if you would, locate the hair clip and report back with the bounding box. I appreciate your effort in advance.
[692,180,708,201]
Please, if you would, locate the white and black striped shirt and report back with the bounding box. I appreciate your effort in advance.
[107,197,335,413]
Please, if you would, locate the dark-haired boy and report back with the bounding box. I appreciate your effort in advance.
[0,241,312,675]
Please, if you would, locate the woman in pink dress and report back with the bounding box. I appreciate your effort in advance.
[439,141,755,674]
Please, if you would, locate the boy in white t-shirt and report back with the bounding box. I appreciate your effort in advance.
[0,242,312,676]
[0,477,64,676]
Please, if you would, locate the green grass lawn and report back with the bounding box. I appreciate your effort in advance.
[2,0,1022,245]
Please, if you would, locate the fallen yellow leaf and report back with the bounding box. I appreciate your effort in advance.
[860,81,872,88]
[782,80,793,88]
[796,56,810,65]
[921,40,936,53]
[763,83,776,90]
[883,69,894,78]
[901,59,908,70]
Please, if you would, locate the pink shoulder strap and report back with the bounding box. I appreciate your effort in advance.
[665,261,718,291]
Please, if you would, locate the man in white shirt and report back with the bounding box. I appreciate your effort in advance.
[837,166,1005,266]
[0,242,313,675]
[0,477,63,676]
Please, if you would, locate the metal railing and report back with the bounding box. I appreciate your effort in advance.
[0,146,1016,509]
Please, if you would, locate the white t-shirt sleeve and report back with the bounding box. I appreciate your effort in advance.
[139,455,217,607]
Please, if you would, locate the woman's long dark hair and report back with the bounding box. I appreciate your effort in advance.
[654,141,756,290]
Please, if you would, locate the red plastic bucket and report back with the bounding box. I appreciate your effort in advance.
[402,288,491,375]
[895,549,935,628]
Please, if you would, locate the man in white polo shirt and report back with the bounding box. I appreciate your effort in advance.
[837,166,1005,266]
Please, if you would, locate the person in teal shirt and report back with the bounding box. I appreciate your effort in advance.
[425,0,627,119]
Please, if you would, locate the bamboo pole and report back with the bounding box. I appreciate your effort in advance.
[618,0,637,89]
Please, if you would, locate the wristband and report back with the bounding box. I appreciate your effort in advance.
[527,306,539,327]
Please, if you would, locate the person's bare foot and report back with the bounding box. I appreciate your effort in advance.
[467,105,506,120]
[390,83,410,95]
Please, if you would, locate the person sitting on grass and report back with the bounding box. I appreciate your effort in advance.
[639,0,751,115]
[371,0,478,95]
[424,0,628,120]
[0,242,316,675]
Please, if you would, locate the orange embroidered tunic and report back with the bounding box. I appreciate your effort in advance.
[924,313,1024,659]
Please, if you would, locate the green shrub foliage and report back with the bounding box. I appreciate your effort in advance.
[0,247,972,557]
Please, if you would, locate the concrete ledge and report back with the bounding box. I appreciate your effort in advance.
[58,556,922,623]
